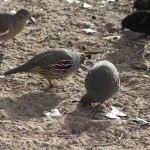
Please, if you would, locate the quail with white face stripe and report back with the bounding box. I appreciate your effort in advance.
[4,48,94,87]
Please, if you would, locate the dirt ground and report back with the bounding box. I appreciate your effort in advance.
[0,0,150,149]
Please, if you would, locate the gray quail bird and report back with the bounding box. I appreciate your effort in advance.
[4,48,95,87]
[133,0,150,10]
[0,9,35,51]
[80,60,120,107]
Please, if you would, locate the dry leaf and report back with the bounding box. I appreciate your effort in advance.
[82,28,96,34]
[43,109,61,117]
[67,0,80,3]
[133,117,150,126]
[82,3,92,8]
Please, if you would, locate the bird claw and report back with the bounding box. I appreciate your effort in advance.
[48,80,54,88]
[0,44,7,51]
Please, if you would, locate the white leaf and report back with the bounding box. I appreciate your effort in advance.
[82,3,92,8]
[50,109,62,117]
[43,109,61,117]
[134,117,150,126]
[102,0,116,4]
[3,0,11,2]
[43,111,51,116]
[104,35,121,40]
[105,112,120,119]
[10,10,17,14]
[105,106,127,119]
[0,76,5,79]
[67,0,80,3]
[111,106,127,117]
[82,28,96,33]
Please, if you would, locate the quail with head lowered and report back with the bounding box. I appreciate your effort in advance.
[122,10,150,35]
[0,9,35,50]
[133,0,150,10]
[4,48,98,87]
[80,60,120,107]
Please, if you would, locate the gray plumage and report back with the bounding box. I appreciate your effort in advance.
[80,60,120,107]
[0,9,34,41]
[4,48,90,86]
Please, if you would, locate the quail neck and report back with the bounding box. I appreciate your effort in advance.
[71,52,86,71]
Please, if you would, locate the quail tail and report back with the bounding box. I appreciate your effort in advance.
[4,64,31,75]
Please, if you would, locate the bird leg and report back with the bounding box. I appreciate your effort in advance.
[48,79,53,88]
[0,42,7,51]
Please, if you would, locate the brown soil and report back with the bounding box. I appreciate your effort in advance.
[0,0,150,149]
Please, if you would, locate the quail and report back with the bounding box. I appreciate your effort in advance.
[133,0,150,10]
[0,9,35,50]
[80,60,120,107]
[122,10,150,35]
[4,48,95,87]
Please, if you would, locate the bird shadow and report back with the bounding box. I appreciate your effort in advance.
[63,99,114,134]
[0,91,62,121]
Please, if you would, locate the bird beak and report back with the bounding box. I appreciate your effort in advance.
[28,16,35,24]
[86,54,91,60]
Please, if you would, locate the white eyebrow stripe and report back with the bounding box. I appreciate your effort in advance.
[0,29,9,36]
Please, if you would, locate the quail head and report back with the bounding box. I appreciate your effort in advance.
[122,10,150,35]
[80,60,120,107]
[4,48,93,87]
[133,0,150,10]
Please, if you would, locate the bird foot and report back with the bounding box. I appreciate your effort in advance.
[0,44,7,51]
[48,80,54,88]
[0,52,4,63]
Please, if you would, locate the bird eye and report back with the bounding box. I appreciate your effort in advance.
[23,13,27,16]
